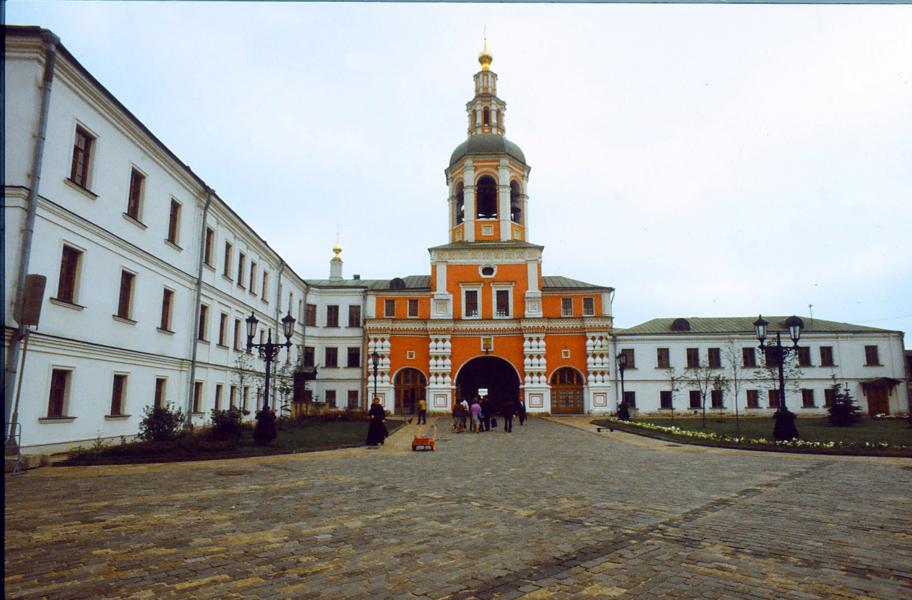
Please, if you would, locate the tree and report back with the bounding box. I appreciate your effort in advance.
[687,358,727,429]
[232,352,263,415]
[754,345,803,440]
[827,381,861,426]
[273,360,294,417]
[724,340,746,435]
[664,366,684,421]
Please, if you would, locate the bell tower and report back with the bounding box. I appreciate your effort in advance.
[445,40,531,245]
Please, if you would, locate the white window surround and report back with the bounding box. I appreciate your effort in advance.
[492,284,514,319]
[56,238,87,305]
[45,364,75,419]
[126,163,148,223]
[69,119,99,192]
[478,265,497,278]
[460,285,482,319]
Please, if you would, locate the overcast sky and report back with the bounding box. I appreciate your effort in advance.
[9,2,912,341]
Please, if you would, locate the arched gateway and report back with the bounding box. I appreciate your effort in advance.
[455,356,520,408]
[550,367,585,414]
[394,368,426,415]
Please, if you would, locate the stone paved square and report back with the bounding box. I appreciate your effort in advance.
[5,418,912,599]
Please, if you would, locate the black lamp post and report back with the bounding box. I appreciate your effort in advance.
[370,351,380,406]
[754,315,802,440]
[246,310,296,411]
[616,351,630,421]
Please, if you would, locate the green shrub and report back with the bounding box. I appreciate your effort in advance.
[209,406,246,441]
[319,408,369,422]
[138,404,185,442]
[828,383,861,426]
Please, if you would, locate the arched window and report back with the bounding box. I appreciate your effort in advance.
[476,176,497,219]
[510,180,522,224]
[483,108,490,127]
[455,182,464,225]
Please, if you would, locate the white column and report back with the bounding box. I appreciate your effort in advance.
[436,262,447,293]
[498,160,511,240]
[463,161,475,242]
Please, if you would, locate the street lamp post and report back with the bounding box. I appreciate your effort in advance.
[371,351,380,407]
[616,351,629,421]
[754,315,802,440]
[246,310,296,444]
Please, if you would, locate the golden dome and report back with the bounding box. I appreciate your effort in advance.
[332,233,342,259]
[478,38,493,71]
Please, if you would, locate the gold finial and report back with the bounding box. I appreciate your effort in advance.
[478,33,493,71]
[332,233,342,259]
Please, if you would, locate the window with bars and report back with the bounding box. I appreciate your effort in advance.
[167,200,181,244]
[746,389,760,409]
[820,346,834,367]
[110,374,127,416]
[70,126,94,188]
[160,288,174,330]
[582,297,595,316]
[348,305,361,327]
[324,347,338,368]
[708,348,722,368]
[742,347,756,367]
[463,291,479,318]
[656,348,670,369]
[801,389,815,408]
[126,169,144,221]
[864,345,880,366]
[347,347,361,368]
[561,297,573,317]
[686,348,700,369]
[495,290,510,317]
[116,270,135,320]
[689,390,701,409]
[48,369,70,417]
[154,378,166,409]
[326,305,340,327]
[56,245,82,304]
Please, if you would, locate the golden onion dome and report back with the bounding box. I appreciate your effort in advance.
[478,38,493,71]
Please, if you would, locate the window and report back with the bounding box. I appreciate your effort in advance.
[116,270,135,320]
[48,369,70,417]
[463,291,478,318]
[384,299,396,318]
[303,346,315,367]
[215,384,224,411]
[56,245,82,304]
[347,347,361,368]
[249,262,257,294]
[768,389,780,409]
[510,180,523,224]
[686,348,700,369]
[347,390,359,409]
[764,347,778,367]
[167,199,181,244]
[476,175,497,218]
[325,390,337,408]
[262,271,269,300]
[193,382,203,413]
[70,126,94,187]
[561,297,573,317]
[619,348,635,369]
[408,298,420,318]
[623,391,636,408]
[306,304,317,326]
[218,313,228,346]
[864,345,880,366]
[797,346,812,367]
[242,386,250,411]
[234,318,242,350]
[230,385,238,409]
[204,228,214,266]
[708,348,721,368]
[348,305,361,327]
[495,290,509,317]
[223,242,233,278]
[109,374,127,416]
[711,389,724,409]
[160,289,174,330]
[326,305,340,327]
[824,388,836,408]
[237,253,246,288]
[660,390,673,409]
[455,182,465,225]
[126,168,144,221]
[198,304,208,341]
[154,378,166,408]
[582,297,595,316]
[742,347,756,367]
[656,348,670,369]
[325,347,338,368]
[746,389,760,409]
[820,346,834,367]
[801,389,815,408]
[689,390,701,409]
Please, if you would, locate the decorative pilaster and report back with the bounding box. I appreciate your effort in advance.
[427,335,453,412]
[523,334,550,413]
[585,334,612,413]
[367,336,394,413]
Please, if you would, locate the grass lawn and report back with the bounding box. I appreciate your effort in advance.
[60,418,406,466]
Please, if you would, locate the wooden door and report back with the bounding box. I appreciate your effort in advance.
[550,367,584,414]
[867,387,889,416]
[394,368,426,415]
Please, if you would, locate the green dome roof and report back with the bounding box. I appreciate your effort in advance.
[449,134,526,167]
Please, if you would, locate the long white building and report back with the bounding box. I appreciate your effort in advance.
[4,27,909,456]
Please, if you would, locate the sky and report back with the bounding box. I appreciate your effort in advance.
[8,2,912,341]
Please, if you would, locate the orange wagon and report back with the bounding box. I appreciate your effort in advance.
[412,425,437,451]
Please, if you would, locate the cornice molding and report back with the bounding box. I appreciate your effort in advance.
[429,246,543,264]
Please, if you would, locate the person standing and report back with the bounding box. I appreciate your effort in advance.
[470,396,482,433]
[518,396,527,426]
[417,397,427,424]
[502,396,517,433]
[366,397,388,446]
[480,396,490,432]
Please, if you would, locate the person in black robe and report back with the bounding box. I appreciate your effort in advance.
[502,397,517,432]
[518,396,527,426]
[366,397,388,446]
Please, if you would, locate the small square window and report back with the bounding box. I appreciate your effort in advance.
[406,350,416,360]
[561,349,571,359]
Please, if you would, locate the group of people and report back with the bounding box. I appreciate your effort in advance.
[452,395,527,433]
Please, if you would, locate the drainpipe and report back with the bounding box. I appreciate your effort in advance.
[186,188,214,427]
[361,289,368,411]
[5,32,59,440]
[273,261,286,410]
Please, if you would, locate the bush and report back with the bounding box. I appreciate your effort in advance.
[209,406,247,441]
[138,404,185,442]
[828,383,861,426]
[319,408,369,422]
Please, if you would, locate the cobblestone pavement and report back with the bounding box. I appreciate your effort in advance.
[5,418,912,599]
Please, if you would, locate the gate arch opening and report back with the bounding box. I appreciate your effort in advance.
[455,356,520,414]
[394,368,427,415]
[550,367,585,414]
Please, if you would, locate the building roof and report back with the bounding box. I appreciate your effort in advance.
[449,134,526,167]
[616,316,899,336]
[304,275,431,291]
[542,276,613,292]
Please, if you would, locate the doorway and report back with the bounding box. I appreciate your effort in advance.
[455,356,520,409]
[394,368,426,415]
[866,386,889,416]
[550,367,585,414]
